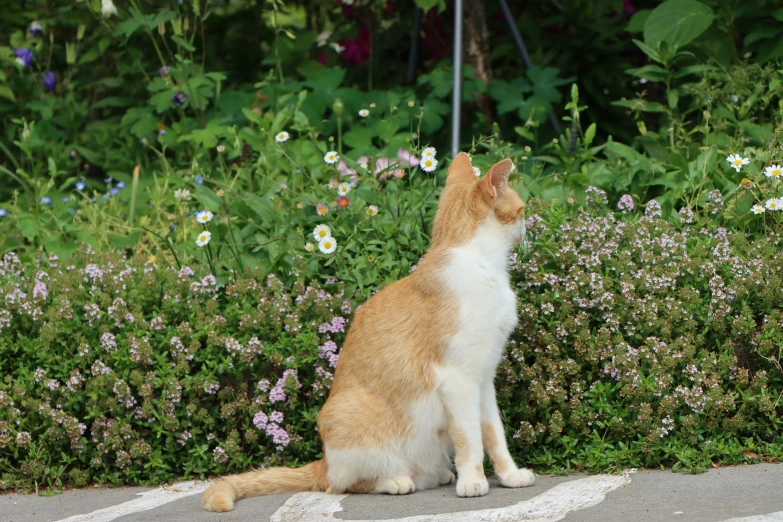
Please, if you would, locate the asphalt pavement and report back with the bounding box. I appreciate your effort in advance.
[2,463,781,522]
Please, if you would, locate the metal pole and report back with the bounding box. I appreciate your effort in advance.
[497,0,562,137]
[407,8,423,85]
[451,0,463,158]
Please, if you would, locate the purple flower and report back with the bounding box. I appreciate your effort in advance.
[14,48,33,68]
[253,411,268,430]
[617,194,634,214]
[194,174,204,185]
[0,209,6,218]
[43,71,55,92]
[76,181,86,191]
[159,130,166,137]
[116,181,126,189]
[173,91,187,106]
[645,200,662,218]
[159,66,170,77]
[29,21,43,36]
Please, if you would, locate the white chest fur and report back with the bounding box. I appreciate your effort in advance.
[440,214,520,380]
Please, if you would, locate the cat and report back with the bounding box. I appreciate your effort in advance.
[201,152,534,512]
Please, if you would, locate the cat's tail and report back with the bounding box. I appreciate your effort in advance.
[201,459,329,512]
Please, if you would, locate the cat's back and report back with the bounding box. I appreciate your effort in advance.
[329,252,458,396]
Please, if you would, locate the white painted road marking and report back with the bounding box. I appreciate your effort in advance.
[54,480,208,522]
[721,512,783,522]
[270,474,631,522]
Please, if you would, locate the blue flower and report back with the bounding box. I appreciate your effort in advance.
[43,71,56,92]
[116,181,126,189]
[29,21,43,36]
[76,181,86,191]
[194,174,204,185]
[100,194,109,201]
[104,176,112,184]
[0,209,6,217]
[169,224,176,231]
[14,48,33,68]
[61,196,70,203]
[705,95,712,101]
[731,95,739,103]
[173,91,188,106]
[160,65,170,77]
[67,207,76,214]
[159,130,167,137]
[110,187,120,195]
[40,196,52,205]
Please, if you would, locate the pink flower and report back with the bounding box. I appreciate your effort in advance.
[375,157,391,175]
[397,148,420,167]
[339,26,371,65]
[336,196,350,208]
[316,204,329,216]
[336,160,356,176]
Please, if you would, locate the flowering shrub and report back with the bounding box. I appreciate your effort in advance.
[0,247,348,490]
[2,193,783,490]
[501,195,783,472]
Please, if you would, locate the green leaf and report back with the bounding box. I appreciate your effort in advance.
[343,128,372,151]
[584,123,596,147]
[611,99,667,112]
[626,9,651,32]
[644,0,715,48]
[625,65,669,81]
[0,84,15,102]
[170,35,196,52]
[632,39,663,63]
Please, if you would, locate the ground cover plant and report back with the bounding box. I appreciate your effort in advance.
[1,194,782,491]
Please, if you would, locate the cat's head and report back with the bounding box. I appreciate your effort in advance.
[431,152,525,249]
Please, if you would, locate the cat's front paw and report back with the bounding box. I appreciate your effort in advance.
[498,468,535,488]
[456,474,489,497]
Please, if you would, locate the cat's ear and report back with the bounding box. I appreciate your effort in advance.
[447,152,476,184]
[479,159,513,203]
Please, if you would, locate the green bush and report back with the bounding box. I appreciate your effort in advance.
[2,194,782,491]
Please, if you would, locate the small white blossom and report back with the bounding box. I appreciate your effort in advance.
[319,237,337,254]
[196,231,212,247]
[324,151,339,165]
[275,131,289,143]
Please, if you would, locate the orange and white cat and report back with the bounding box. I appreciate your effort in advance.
[202,152,534,512]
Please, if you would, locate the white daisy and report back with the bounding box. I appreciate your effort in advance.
[324,151,339,165]
[313,224,331,242]
[195,231,212,247]
[195,210,213,224]
[472,166,481,177]
[366,205,378,216]
[275,131,289,143]
[101,0,118,17]
[726,154,749,172]
[751,204,765,215]
[319,236,337,254]
[358,109,369,118]
[421,157,438,172]
[337,182,352,196]
[305,243,315,252]
[764,164,783,178]
[764,198,781,211]
[422,147,436,160]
